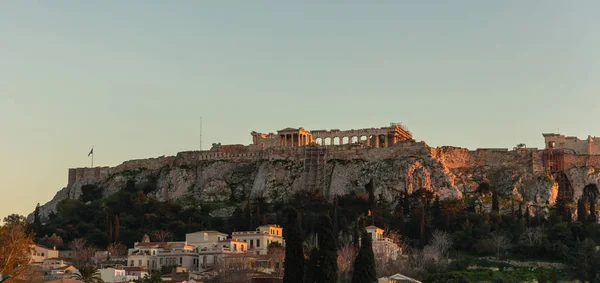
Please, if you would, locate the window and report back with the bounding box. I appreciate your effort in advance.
[41,253,44,257]
[180,257,182,264]
[233,244,237,251]
[257,239,261,247]
[241,245,245,251]
[138,260,142,266]
[160,258,163,265]
[203,256,207,264]
[152,250,155,255]
[277,230,279,236]
[130,260,134,266]
[147,260,149,267]
[250,240,254,247]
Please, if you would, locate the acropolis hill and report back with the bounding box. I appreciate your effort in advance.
[34,124,600,219]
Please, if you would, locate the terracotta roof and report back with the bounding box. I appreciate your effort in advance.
[123,266,147,272]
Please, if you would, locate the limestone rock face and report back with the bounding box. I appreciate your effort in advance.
[30,152,600,221]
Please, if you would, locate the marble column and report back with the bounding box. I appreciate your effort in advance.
[374,136,380,148]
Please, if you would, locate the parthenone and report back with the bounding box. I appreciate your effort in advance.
[250,123,413,149]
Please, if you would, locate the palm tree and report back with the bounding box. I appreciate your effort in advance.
[584,184,600,223]
[72,265,104,283]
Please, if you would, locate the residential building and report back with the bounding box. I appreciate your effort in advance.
[231,225,284,255]
[127,234,199,271]
[123,266,149,280]
[365,226,401,261]
[30,245,59,263]
[50,265,79,278]
[186,230,229,250]
[197,238,248,268]
[98,267,127,283]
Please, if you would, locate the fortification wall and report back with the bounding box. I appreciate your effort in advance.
[67,142,548,187]
[435,147,539,172]
[563,154,600,168]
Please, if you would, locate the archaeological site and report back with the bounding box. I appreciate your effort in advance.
[35,123,600,219]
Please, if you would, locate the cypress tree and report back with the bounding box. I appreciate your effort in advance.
[283,207,304,283]
[491,189,499,212]
[114,215,120,241]
[352,230,377,283]
[578,198,586,223]
[33,203,42,235]
[305,247,319,283]
[316,215,338,283]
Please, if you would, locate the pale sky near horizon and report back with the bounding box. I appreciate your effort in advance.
[2,1,600,220]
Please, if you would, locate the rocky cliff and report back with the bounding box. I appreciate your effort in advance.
[33,142,600,220]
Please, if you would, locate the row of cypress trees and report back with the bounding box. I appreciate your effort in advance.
[283,207,377,283]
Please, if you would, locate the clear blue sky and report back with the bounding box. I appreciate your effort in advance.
[2,1,600,220]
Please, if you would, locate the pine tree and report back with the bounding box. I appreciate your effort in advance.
[283,207,304,283]
[352,230,376,283]
[316,215,338,283]
[304,247,319,283]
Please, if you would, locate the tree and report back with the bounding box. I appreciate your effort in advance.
[41,233,64,249]
[283,207,304,283]
[150,230,173,242]
[138,270,162,283]
[577,197,587,223]
[304,247,319,283]
[0,221,35,279]
[584,184,599,223]
[430,230,452,264]
[316,215,338,283]
[72,265,104,283]
[352,230,376,283]
[490,232,511,259]
[338,243,358,283]
[107,242,128,258]
[491,189,499,212]
[2,214,27,228]
[114,215,120,241]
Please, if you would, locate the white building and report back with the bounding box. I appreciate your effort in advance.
[98,267,127,283]
[123,267,149,281]
[186,230,229,250]
[366,226,401,261]
[30,245,59,263]
[127,235,199,272]
[231,225,284,255]
[197,238,248,268]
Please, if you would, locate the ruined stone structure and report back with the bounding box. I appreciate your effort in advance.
[543,133,600,155]
[34,128,600,222]
[251,124,413,149]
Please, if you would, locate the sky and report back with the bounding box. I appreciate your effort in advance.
[1,1,600,220]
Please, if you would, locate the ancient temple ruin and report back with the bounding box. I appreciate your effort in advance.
[251,123,413,149]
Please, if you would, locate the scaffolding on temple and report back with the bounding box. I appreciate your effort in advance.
[303,145,327,192]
